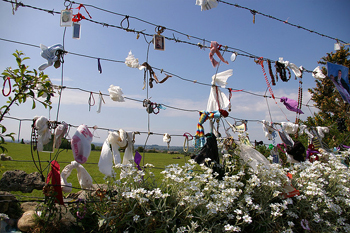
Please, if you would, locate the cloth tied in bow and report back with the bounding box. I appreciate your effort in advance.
[38,44,64,71]
[207,69,232,112]
[209,41,229,67]
[280,96,304,114]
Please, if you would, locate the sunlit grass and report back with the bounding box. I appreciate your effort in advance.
[0,142,190,200]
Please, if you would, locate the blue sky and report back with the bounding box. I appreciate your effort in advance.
[0,0,349,147]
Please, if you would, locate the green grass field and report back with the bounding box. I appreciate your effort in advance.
[0,142,190,200]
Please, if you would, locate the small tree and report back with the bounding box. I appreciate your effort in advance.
[301,47,350,148]
[0,50,55,152]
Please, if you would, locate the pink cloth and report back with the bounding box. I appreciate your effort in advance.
[280,97,304,114]
[71,125,93,164]
[209,41,229,67]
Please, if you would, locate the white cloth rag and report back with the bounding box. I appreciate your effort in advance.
[60,161,93,193]
[54,122,68,149]
[281,122,299,134]
[34,116,51,152]
[312,66,326,80]
[262,120,275,140]
[123,132,134,165]
[125,50,140,68]
[196,0,218,11]
[38,44,63,71]
[316,126,329,139]
[207,69,232,112]
[98,129,127,176]
[108,85,125,102]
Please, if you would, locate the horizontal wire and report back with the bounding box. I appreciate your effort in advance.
[218,0,349,44]
[69,0,258,58]
[1,0,326,73]
[0,37,318,111]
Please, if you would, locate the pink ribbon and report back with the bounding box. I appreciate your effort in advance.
[209,41,229,67]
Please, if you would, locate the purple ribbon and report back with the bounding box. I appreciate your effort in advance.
[98,58,102,74]
[134,151,142,171]
[306,148,319,159]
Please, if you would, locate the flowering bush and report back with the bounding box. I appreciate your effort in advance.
[74,148,349,233]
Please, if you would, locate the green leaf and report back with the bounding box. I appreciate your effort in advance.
[32,100,36,109]
[1,125,6,133]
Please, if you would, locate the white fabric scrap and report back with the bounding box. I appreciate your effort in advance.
[38,44,63,71]
[54,122,68,149]
[34,116,51,152]
[207,69,232,112]
[98,129,127,176]
[108,85,125,102]
[312,66,326,80]
[298,124,313,138]
[123,132,134,165]
[196,0,218,11]
[60,161,93,193]
[262,120,275,140]
[125,50,140,68]
[316,126,329,139]
[281,122,299,134]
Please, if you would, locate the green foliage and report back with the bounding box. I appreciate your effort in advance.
[137,146,144,152]
[0,50,55,152]
[303,47,350,148]
[59,138,71,150]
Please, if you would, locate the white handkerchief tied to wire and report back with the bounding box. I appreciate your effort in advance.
[38,44,63,71]
[207,69,232,112]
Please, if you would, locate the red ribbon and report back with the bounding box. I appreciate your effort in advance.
[46,160,64,205]
[2,77,11,97]
[183,132,193,140]
[72,4,92,22]
[258,57,276,101]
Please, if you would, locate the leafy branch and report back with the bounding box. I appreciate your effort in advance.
[0,50,55,152]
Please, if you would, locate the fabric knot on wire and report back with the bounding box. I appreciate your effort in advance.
[125,50,140,68]
[139,62,172,89]
[280,97,304,114]
[72,4,92,22]
[38,44,64,71]
[98,129,127,176]
[207,69,232,112]
[60,161,93,193]
[209,41,229,67]
[196,0,218,11]
[195,110,221,147]
[34,116,51,152]
[108,85,125,102]
[143,99,166,114]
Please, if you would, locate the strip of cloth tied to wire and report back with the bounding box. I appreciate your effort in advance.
[143,99,166,114]
[139,62,172,89]
[72,4,92,22]
[207,69,233,112]
[195,110,221,148]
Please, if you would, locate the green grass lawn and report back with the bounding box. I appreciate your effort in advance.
[0,142,191,200]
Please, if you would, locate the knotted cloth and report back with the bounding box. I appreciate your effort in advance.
[195,110,221,147]
[60,161,93,193]
[38,44,64,71]
[209,41,229,67]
